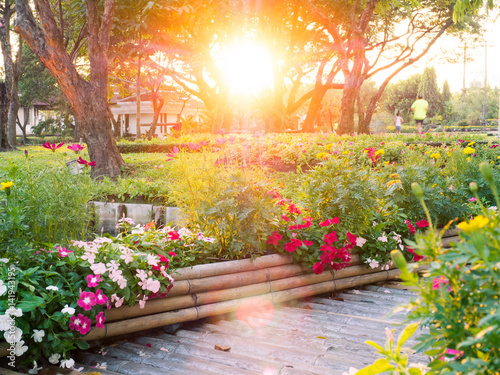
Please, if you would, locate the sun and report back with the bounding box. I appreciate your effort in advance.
[217,40,274,95]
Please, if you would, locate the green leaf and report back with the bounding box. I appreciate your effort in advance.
[365,340,384,352]
[16,295,46,312]
[356,358,395,375]
[397,323,419,352]
[75,339,90,350]
[409,368,422,375]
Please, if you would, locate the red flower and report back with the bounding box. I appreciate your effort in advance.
[407,247,424,261]
[405,220,416,235]
[284,242,297,253]
[172,122,182,132]
[77,157,96,166]
[313,262,324,275]
[303,240,313,246]
[415,220,429,228]
[291,239,303,247]
[168,251,177,257]
[266,231,282,246]
[346,232,357,244]
[281,214,291,222]
[287,203,301,215]
[324,232,338,244]
[144,221,155,231]
[266,189,282,199]
[319,217,339,227]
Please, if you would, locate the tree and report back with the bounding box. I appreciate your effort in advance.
[0,0,18,149]
[308,0,484,135]
[384,73,421,121]
[14,0,123,178]
[419,66,441,118]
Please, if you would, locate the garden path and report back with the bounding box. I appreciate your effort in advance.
[74,283,426,375]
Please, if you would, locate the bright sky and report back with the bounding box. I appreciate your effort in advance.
[379,14,500,94]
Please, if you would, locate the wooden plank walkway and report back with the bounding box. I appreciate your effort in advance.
[74,283,427,375]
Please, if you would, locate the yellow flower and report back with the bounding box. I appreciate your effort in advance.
[386,180,402,187]
[430,153,441,159]
[463,147,475,155]
[497,156,500,159]
[466,157,471,162]
[389,173,400,179]
[458,215,489,233]
[316,152,327,159]
[384,161,389,165]
[447,152,452,156]
[325,143,333,150]
[343,151,349,155]
[425,150,431,154]
[0,181,13,190]
[375,149,385,156]
[467,141,475,146]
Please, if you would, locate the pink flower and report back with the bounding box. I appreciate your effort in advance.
[79,315,92,335]
[77,291,96,311]
[281,214,291,222]
[168,251,177,257]
[96,311,105,329]
[67,144,85,153]
[42,142,64,152]
[139,296,148,309]
[324,232,338,244]
[166,146,179,161]
[57,247,73,257]
[432,276,452,291]
[77,157,96,166]
[111,294,125,308]
[86,274,102,288]
[468,197,477,202]
[356,237,367,247]
[188,142,201,151]
[416,220,429,228]
[90,262,107,275]
[95,289,108,305]
[168,231,180,240]
[312,262,324,275]
[303,240,313,246]
[291,239,303,247]
[266,231,282,246]
[147,254,159,267]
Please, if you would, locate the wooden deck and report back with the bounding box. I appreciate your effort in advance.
[74,283,427,375]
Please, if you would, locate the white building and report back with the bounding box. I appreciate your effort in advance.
[17,99,51,135]
[110,92,205,137]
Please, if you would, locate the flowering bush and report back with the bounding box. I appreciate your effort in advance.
[0,219,217,369]
[357,164,500,374]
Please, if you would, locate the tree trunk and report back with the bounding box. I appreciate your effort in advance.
[0,83,9,149]
[14,0,124,178]
[7,84,19,146]
[337,71,363,135]
[0,1,15,150]
[302,88,327,132]
[146,95,163,140]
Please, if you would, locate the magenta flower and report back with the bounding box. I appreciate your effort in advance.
[57,247,73,258]
[42,142,64,152]
[77,157,96,166]
[304,240,313,246]
[67,144,86,153]
[96,311,106,329]
[166,146,179,161]
[79,315,92,335]
[404,220,416,235]
[95,289,108,305]
[281,214,291,222]
[287,203,301,215]
[312,262,324,275]
[69,313,84,331]
[346,232,357,245]
[77,291,96,311]
[86,274,102,288]
[432,276,452,291]
[284,242,297,253]
[468,197,477,202]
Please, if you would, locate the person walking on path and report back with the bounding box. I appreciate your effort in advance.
[394,111,403,134]
[411,94,428,134]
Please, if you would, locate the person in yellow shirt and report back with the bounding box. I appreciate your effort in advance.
[411,94,428,134]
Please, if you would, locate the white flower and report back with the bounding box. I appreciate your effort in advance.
[377,233,388,242]
[61,305,75,315]
[488,206,498,211]
[6,307,23,317]
[203,237,216,243]
[366,258,379,269]
[131,224,144,234]
[0,314,12,331]
[355,237,366,247]
[90,262,107,275]
[0,258,9,263]
[46,285,59,291]
[147,254,159,267]
[60,358,75,368]
[4,326,23,343]
[14,340,28,356]
[48,353,61,364]
[31,329,45,342]
[0,280,7,296]
[27,361,43,374]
